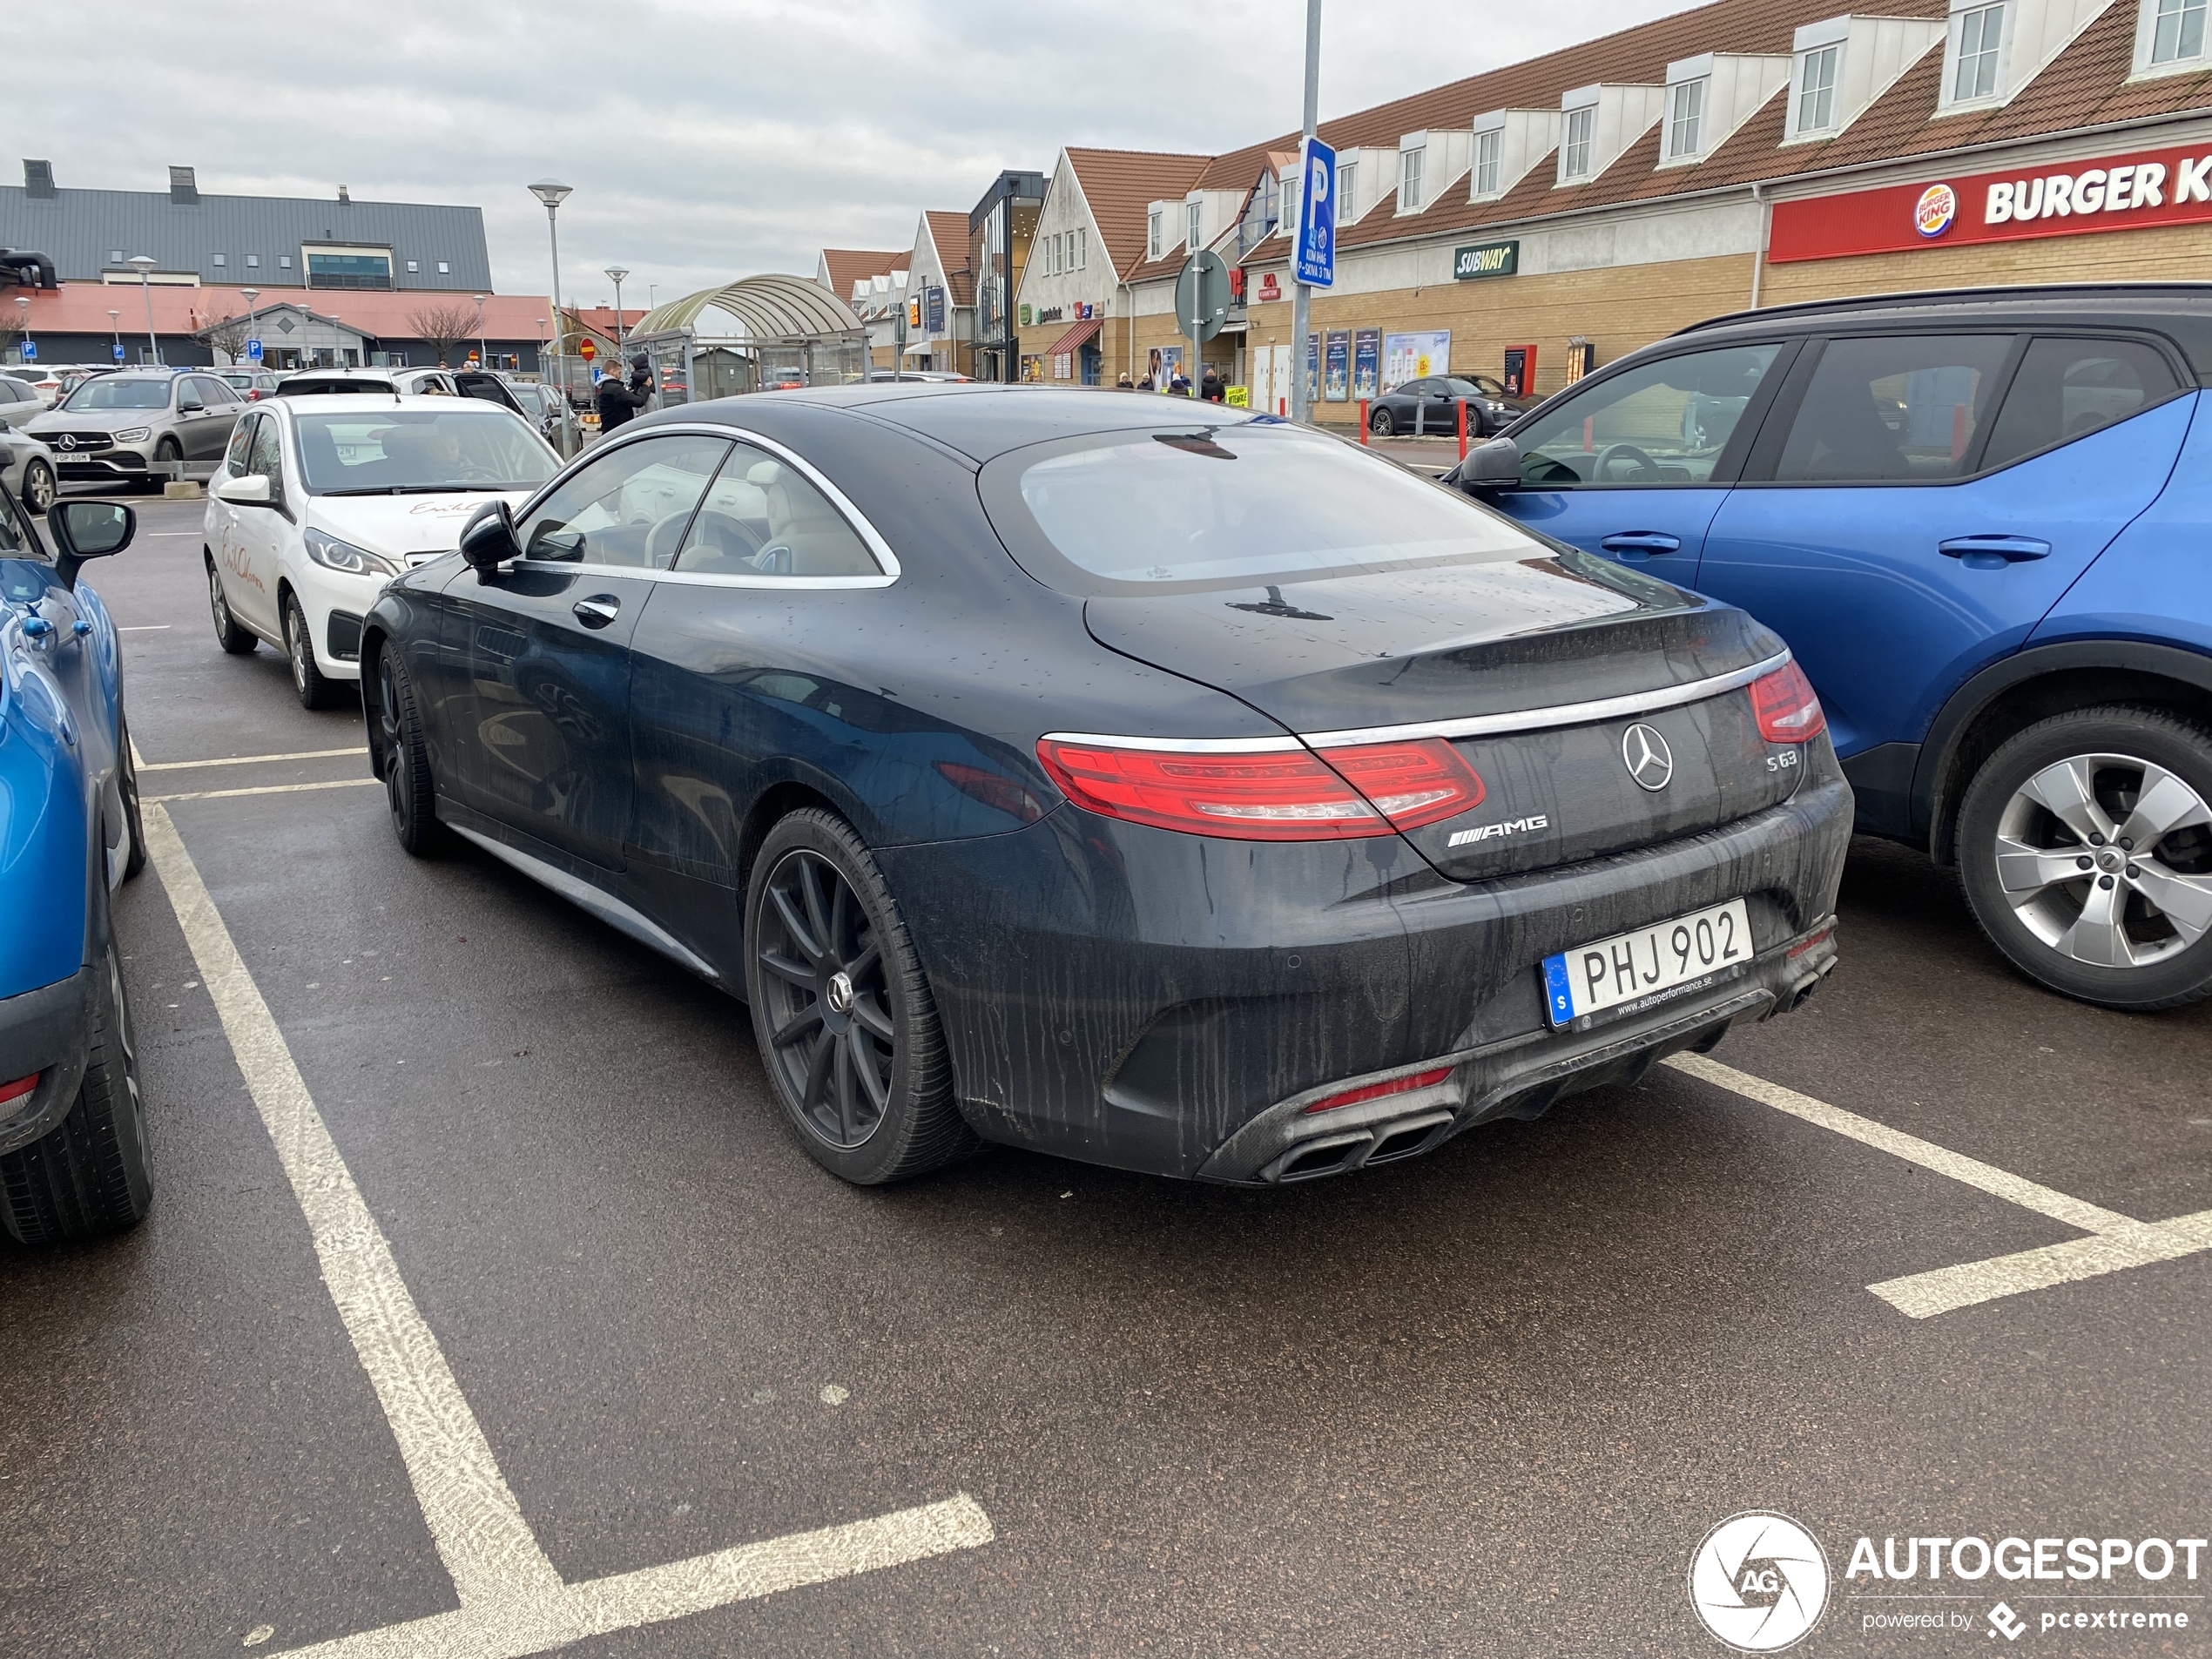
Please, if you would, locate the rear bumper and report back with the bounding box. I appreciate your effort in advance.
[884,751,1852,1182]
[0,963,94,1158]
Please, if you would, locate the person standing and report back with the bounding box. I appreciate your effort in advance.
[596,367,646,435]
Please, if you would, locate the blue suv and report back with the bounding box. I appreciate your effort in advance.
[1458,285,2212,1011]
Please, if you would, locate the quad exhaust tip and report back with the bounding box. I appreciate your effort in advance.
[1265,1109,1456,1183]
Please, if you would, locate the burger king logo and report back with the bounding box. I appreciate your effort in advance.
[1913,183,1958,238]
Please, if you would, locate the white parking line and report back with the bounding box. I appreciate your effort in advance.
[145,778,381,804]
[140,746,368,771]
[141,805,992,1656]
[1664,1053,2212,1318]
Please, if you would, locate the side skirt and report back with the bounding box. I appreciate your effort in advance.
[448,824,722,984]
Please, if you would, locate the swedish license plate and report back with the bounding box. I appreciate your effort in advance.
[1542,899,1751,1028]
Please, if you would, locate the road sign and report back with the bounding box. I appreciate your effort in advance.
[1295,136,1336,287]
[1174,250,1233,345]
[578,339,597,361]
[112,343,126,363]
[17,341,35,363]
[246,339,263,361]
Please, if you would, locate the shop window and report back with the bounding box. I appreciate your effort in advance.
[1951,3,2006,101]
[1796,44,1840,134]
[2145,0,2209,64]
[1513,343,1781,487]
[1668,78,1707,158]
[1399,146,1425,210]
[1771,335,2015,483]
[1149,209,1163,260]
[1561,107,1595,179]
[1474,132,1501,196]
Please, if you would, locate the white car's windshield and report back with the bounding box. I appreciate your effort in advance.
[63,377,172,411]
[297,408,559,495]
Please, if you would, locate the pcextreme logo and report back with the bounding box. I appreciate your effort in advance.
[1689,1513,1831,1652]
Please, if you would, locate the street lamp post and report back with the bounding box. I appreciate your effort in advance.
[529,179,573,443]
[127,254,158,365]
[472,293,487,368]
[241,287,260,368]
[604,267,629,348]
[11,296,25,364]
[107,308,120,363]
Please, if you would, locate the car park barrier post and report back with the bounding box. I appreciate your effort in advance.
[1359,399,1369,443]
[1458,397,1468,460]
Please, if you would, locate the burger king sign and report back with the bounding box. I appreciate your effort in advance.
[1913,182,1958,238]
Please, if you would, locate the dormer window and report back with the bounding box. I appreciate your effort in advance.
[1399,145,1425,210]
[1186,200,1202,251]
[1667,78,1706,158]
[1796,44,1840,133]
[1474,130,1501,195]
[1561,106,1595,179]
[1952,3,2006,99]
[2139,0,2209,69]
[1339,157,1359,221]
[1148,209,1163,260]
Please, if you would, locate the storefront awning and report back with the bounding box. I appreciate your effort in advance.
[1045,317,1102,354]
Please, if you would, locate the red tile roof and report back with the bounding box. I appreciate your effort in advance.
[819,247,910,298]
[1062,147,1212,277]
[923,211,976,306]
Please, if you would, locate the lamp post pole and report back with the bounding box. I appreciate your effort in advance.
[1289,0,1321,426]
[11,296,25,364]
[128,255,158,365]
[529,180,574,445]
[472,293,487,368]
[107,308,120,362]
[239,287,260,368]
[604,267,629,348]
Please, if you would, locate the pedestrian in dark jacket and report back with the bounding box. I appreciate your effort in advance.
[596,371,646,435]
[1201,366,1224,402]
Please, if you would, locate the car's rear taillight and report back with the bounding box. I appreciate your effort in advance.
[0,1072,39,1109]
[1750,660,1826,743]
[1303,1065,1453,1114]
[1035,736,1483,841]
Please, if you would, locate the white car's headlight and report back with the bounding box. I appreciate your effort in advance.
[305,528,402,578]
[112,426,152,442]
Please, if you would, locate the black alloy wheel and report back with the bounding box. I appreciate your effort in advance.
[1369,406,1396,436]
[208,558,255,654]
[377,649,443,855]
[745,810,977,1184]
[22,457,56,516]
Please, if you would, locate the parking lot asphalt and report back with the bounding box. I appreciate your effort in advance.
[3,495,2207,1657]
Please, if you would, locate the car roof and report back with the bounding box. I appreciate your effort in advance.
[1676,281,2212,379]
[267,392,523,415]
[653,382,1257,465]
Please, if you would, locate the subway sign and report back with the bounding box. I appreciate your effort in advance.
[1770,140,2212,262]
[1454,239,1519,279]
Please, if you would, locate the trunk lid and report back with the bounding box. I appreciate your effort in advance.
[1084,552,1802,881]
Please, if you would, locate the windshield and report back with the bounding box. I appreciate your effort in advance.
[988,421,1544,594]
[294,408,559,494]
[64,377,172,411]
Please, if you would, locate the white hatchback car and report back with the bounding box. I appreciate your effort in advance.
[203,394,561,707]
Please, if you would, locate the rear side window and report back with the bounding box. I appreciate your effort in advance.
[1514,343,1783,486]
[672,444,881,578]
[516,434,729,569]
[1978,338,2183,471]
[1771,334,2013,483]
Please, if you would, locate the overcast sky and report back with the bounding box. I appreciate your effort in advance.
[20,0,1687,308]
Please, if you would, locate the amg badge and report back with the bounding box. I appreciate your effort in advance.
[1447,813,1549,847]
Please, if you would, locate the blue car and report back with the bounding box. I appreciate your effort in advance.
[0,484,151,1242]
[1459,285,2212,1012]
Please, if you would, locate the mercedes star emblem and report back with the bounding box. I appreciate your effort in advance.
[1622,723,1675,791]
[57,434,77,451]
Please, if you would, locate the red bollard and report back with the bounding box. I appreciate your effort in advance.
[1359,399,1370,444]
[1458,397,1469,460]
[1278,396,1287,416]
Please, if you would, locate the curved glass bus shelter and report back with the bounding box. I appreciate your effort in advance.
[624,273,870,409]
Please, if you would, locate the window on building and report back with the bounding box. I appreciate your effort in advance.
[212,253,226,267]
[1952,3,2005,100]
[407,260,420,273]
[1797,44,1840,133]
[1186,200,1203,251]
[1562,106,1595,179]
[247,254,259,268]
[1668,78,1707,158]
[1149,209,1163,260]
[1339,158,1359,219]
[280,255,293,269]
[1073,227,1085,270]
[1400,146,1425,210]
[2152,0,2208,62]
[437,261,449,274]
[1474,131,1501,195]
[108,249,123,263]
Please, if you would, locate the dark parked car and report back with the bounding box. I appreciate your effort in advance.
[361,386,1847,1187]
[1455,283,2212,1010]
[0,482,151,1243]
[1367,374,1532,438]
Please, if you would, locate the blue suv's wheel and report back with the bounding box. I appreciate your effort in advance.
[1959,707,2212,1010]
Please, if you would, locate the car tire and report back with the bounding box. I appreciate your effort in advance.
[285,593,341,710]
[152,436,183,492]
[376,647,444,856]
[0,940,152,1244]
[1369,407,1396,436]
[744,808,979,1185]
[208,557,255,655]
[117,715,147,882]
[22,457,56,516]
[1957,705,2212,1011]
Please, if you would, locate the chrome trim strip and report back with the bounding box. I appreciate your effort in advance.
[1036,731,1304,754]
[450,826,719,981]
[1299,651,1792,749]
[511,559,894,590]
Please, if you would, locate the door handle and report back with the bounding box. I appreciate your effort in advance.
[1600,531,1682,558]
[1939,535,2051,566]
[572,595,621,629]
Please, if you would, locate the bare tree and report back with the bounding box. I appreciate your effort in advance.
[408,301,480,368]
[198,310,251,363]
[0,303,25,359]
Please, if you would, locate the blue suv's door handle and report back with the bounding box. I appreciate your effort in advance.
[1939,535,2052,566]
[1600,531,1682,559]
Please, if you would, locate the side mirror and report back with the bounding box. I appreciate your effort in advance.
[459,500,523,579]
[178,395,204,413]
[1457,435,1521,489]
[48,499,135,590]
[213,472,273,506]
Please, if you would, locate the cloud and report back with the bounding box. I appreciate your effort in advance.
[16,0,1690,304]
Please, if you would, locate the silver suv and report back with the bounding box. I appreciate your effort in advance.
[27,371,246,489]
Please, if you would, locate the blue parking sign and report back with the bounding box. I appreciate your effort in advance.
[17,340,34,362]
[111,343,125,362]
[1295,136,1336,288]
[246,339,263,361]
